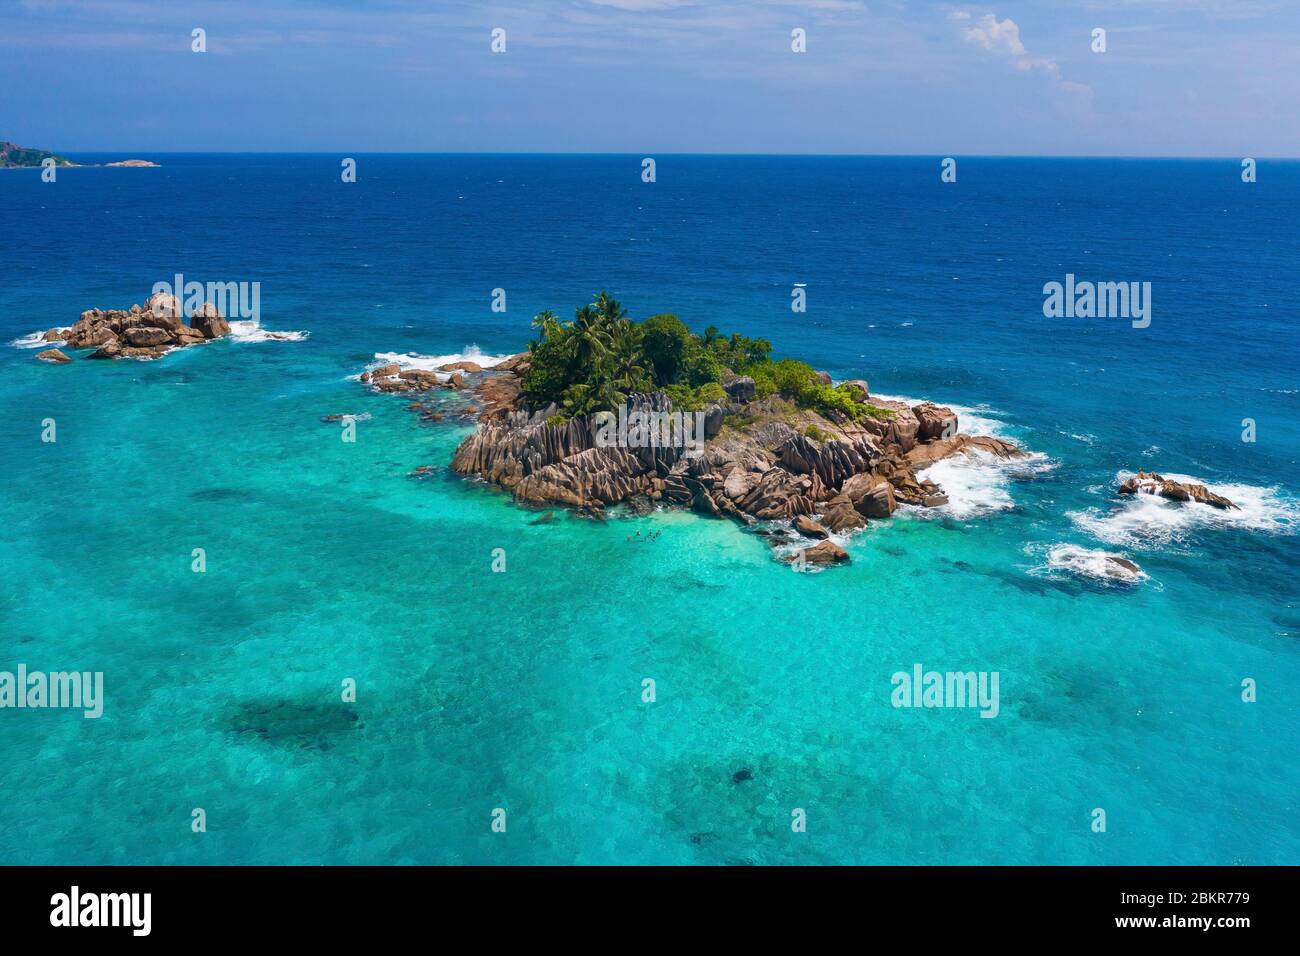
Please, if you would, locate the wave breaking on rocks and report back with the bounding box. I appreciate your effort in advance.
[24,292,232,361]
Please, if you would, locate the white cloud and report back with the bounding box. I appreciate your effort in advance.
[961,13,1025,56]
[955,11,1090,98]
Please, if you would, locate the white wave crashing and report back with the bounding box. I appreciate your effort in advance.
[10,331,61,349]
[1069,470,1298,550]
[358,345,514,383]
[868,393,1052,520]
[12,323,307,348]
[911,449,1054,519]
[870,392,1014,443]
[1029,543,1149,586]
[227,320,309,343]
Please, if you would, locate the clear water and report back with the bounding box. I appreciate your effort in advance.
[1,155,1296,864]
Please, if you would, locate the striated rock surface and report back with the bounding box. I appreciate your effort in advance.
[777,434,882,491]
[364,350,1032,570]
[514,446,649,508]
[904,433,1022,470]
[1118,471,1238,510]
[856,399,919,452]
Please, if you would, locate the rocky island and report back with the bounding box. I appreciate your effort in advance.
[1,141,158,168]
[363,293,1026,567]
[1119,471,1239,510]
[360,295,1241,571]
[35,292,232,362]
[0,142,72,168]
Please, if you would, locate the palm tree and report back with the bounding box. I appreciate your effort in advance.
[562,378,624,417]
[593,291,627,325]
[531,309,562,341]
[570,303,611,372]
[605,320,650,392]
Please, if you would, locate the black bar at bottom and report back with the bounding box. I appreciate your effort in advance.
[0,866,1281,940]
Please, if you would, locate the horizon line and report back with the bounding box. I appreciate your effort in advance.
[40,150,1300,161]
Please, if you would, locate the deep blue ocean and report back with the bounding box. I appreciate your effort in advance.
[1,154,1297,864]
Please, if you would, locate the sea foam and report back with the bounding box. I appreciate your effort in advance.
[9,331,60,349]
[227,320,310,343]
[1028,543,1150,586]
[359,345,515,382]
[873,392,1052,519]
[1068,470,1298,550]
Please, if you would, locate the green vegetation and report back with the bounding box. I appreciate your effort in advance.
[522,291,879,422]
[724,413,761,430]
[805,424,831,442]
[0,142,71,168]
[743,359,877,422]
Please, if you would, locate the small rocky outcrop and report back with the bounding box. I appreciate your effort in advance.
[54,292,231,361]
[36,348,71,364]
[787,540,850,567]
[904,433,1021,470]
[1106,556,1142,575]
[912,402,958,441]
[494,352,532,374]
[363,365,444,393]
[840,473,897,518]
[794,515,830,539]
[1118,471,1238,510]
[820,495,868,534]
[190,302,231,339]
[888,471,949,508]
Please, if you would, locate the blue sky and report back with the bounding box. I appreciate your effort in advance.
[6,0,1297,155]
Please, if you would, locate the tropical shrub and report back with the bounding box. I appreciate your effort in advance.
[519,292,873,422]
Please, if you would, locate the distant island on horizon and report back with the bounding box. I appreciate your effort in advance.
[1,140,157,168]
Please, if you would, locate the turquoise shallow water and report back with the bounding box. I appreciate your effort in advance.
[1,155,1297,864]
